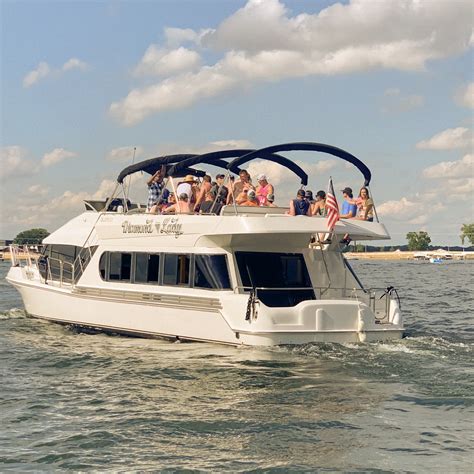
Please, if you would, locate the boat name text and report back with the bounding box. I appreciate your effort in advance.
[157,218,183,238]
[122,220,154,234]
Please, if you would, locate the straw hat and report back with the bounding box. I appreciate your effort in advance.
[183,174,196,183]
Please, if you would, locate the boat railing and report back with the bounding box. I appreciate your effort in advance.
[42,256,75,288]
[8,244,38,268]
[235,285,396,321]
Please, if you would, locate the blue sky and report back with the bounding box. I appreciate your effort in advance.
[1,0,472,245]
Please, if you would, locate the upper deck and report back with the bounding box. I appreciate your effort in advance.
[42,208,390,250]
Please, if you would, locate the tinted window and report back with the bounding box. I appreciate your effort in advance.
[48,244,78,282]
[236,252,311,288]
[135,253,160,284]
[99,252,107,279]
[50,244,76,263]
[194,255,231,289]
[235,252,314,307]
[163,254,190,286]
[109,252,131,281]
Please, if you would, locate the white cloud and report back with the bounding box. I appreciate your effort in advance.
[134,46,201,77]
[164,27,208,47]
[384,88,400,96]
[245,159,337,186]
[0,146,38,178]
[62,58,88,71]
[377,195,447,226]
[382,88,424,113]
[148,139,255,156]
[23,57,88,87]
[27,184,50,196]
[422,153,473,179]
[107,146,144,161]
[455,82,474,109]
[444,177,474,201]
[41,148,77,167]
[110,0,473,124]
[377,197,418,218]
[23,62,50,88]
[416,127,473,150]
[10,179,117,228]
[206,139,253,151]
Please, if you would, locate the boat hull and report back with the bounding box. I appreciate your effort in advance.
[7,270,404,346]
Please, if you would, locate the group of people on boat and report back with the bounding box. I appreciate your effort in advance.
[288,186,374,221]
[146,168,277,215]
[145,166,374,221]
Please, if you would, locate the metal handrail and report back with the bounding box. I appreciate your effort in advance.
[8,244,39,268]
[233,285,396,320]
[42,256,75,288]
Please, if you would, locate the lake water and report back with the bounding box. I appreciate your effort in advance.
[1,260,473,471]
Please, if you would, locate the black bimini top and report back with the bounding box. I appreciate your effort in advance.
[167,149,308,186]
[117,151,247,184]
[227,142,372,186]
[116,142,372,186]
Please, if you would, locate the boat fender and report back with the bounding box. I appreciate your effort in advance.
[390,300,402,326]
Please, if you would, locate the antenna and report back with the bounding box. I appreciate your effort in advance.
[125,147,137,200]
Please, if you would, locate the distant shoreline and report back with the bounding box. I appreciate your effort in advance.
[345,251,474,260]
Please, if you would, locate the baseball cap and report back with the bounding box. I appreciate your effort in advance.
[257,174,267,181]
[341,187,353,195]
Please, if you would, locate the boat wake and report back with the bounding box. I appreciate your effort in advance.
[0,308,28,320]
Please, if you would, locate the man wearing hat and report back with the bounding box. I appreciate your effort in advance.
[288,189,311,216]
[256,174,273,206]
[240,189,259,207]
[340,187,357,218]
[176,174,197,203]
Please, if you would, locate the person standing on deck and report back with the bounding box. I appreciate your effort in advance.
[288,189,311,216]
[256,174,274,206]
[227,170,254,204]
[340,187,357,218]
[339,187,358,246]
[147,165,166,212]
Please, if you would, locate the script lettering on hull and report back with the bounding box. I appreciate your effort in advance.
[122,220,154,234]
[120,218,183,238]
[157,218,183,238]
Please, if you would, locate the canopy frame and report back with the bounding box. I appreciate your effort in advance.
[227,142,372,186]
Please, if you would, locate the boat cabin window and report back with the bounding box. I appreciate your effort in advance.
[235,251,315,307]
[39,244,80,283]
[134,253,160,284]
[109,252,132,281]
[98,251,231,290]
[163,254,190,286]
[194,255,231,289]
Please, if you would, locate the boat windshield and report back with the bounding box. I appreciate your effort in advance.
[235,252,315,307]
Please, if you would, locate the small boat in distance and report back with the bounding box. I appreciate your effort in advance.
[7,142,404,346]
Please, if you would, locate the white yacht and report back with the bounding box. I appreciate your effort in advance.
[7,142,404,346]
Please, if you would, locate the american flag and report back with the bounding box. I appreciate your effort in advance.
[326,177,340,231]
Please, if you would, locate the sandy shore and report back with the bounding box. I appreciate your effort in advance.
[345,251,474,260]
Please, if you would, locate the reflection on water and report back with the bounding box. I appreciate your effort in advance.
[0,261,473,471]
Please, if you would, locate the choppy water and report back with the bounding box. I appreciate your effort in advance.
[1,260,473,471]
